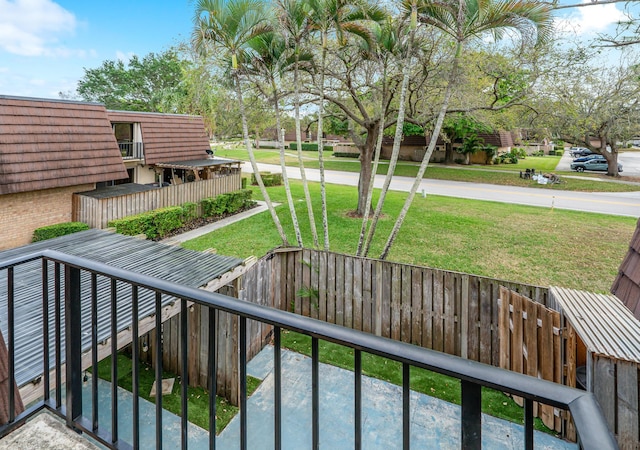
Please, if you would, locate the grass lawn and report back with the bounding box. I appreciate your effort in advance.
[182,180,635,293]
[212,148,640,193]
[93,353,260,434]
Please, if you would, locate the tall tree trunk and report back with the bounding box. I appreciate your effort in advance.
[356,118,384,255]
[355,123,378,215]
[362,27,414,257]
[294,53,319,247]
[379,43,462,260]
[234,70,289,245]
[317,32,330,250]
[273,79,302,246]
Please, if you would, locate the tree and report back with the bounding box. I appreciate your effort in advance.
[247,31,306,246]
[378,0,553,260]
[305,0,387,250]
[441,113,492,164]
[276,0,320,247]
[530,49,640,176]
[75,50,186,112]
[193,0,290,245]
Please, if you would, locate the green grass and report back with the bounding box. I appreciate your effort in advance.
[280,330,554,434]
[183,180,635,293]
[93,353,260,434]
[213,148,640,193]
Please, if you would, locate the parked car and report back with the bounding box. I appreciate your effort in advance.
[570,159,623,172]
[570,147,593,157]
[572,154,604,163]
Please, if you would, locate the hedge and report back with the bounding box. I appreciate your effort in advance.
[333,152,359,158]
[108,206,184,239]
[201,189,254,217]
[289,143,334,151]
[32,222,90,242]
[251,172,282,187]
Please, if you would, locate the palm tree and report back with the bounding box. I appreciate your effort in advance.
[378,0,552,259]
[275,0,320,248]
[193,0,289,245]
[359,12,416,257]
[305,0,387,250]
[247,32,311,246]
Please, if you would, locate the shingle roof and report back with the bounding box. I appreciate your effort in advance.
[0,229,243,387]
[612,218,640,318]
[0,96,128,195]
[106,110,211,164]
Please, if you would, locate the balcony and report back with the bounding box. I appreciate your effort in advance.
[118,141,144,160]
[0,250,617,449]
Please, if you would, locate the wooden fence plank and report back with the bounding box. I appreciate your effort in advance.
[327,252,336,325]
[511,292,523,405]
[432,270,444,352]
[444,271,456,355]
[335,254,345,326]
[538,302,555,430]
[421,269,433,350]
[391,263,402,341]
[353,257,363,331]
[318,252,327,322]
[344,256,353,329]
[498,287,511,371]
[617,361,639,448]
[302,249,311,317]
[310,250,319,320]
[401,265,412,343]
[553,311,562,432]
[525,298,538,415]
[478,278,492,365]
[381,262,392,339]
[593,356,616,435]
[411,268,423,347]
[362,259,372,334]
[467,278,479,362]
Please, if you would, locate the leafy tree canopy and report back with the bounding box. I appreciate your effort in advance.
[75,50,185,112]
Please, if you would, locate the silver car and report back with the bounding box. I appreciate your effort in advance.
[570,158,623,172]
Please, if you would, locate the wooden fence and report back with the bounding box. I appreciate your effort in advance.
[73,174,241,228]
[593,356,640,449]
[138,258,276,407]
[273,248,548,368]
[498,287,570,436]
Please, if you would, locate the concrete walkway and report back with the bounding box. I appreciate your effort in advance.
[217,346,577,450]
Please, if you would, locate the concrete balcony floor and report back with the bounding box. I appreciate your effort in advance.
[0,347,579,449]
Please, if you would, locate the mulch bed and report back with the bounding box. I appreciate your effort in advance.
[152,202,258,241]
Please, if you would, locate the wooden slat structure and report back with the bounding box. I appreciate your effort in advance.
[73,174,241,228]
[551,286,640,449]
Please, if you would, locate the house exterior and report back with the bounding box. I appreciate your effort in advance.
[0,96,239,250]
[0,96,128,249]
[612,218,640,319]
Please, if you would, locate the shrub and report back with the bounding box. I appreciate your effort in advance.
[555,150,564,156]
[289,143,334,152]
[532,150,544,157]
[182,202,198,222]
[108,206,184,239]
[201,189,254,218]
[454,158,465,164]
[32,222,89,242]
[333,152,359,158]
[251,172,282,187]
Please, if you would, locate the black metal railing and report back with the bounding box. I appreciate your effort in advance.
[0,250,618,450]
[118,142,144,160]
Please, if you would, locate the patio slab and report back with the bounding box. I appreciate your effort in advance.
[217,345,577,450]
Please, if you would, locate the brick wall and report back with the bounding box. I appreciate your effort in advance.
[0,184,95,250]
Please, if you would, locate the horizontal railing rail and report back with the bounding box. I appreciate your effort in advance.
[0,250,618,450]
[117,142,144,160]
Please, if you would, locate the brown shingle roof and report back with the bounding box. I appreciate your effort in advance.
[0,96,128,195]
[106,111,211,165]
[612,218,640,319]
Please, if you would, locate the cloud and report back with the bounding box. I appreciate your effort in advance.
[116,51,136,62]
[0,0,80,56]
[555,1,627,36]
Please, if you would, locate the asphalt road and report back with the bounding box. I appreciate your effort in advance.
[243,162,640,218]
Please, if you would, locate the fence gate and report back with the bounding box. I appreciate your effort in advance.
[498,287,574,438]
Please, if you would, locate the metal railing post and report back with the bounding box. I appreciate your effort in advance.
[64,265,83,426]
[461,380,482,450]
